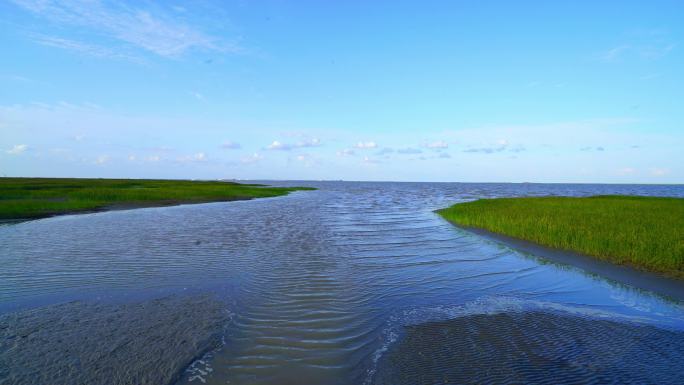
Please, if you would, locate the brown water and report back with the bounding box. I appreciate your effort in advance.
[1,182,683,384]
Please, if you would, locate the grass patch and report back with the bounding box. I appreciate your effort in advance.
[0,177,315,220]
[437,195,684,279]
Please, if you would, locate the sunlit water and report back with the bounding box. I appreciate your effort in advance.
[1,182,683,384]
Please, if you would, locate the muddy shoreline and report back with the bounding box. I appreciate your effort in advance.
[0,294,229,385]
[451,223,684,301]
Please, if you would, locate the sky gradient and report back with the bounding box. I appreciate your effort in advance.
[2,1,683,183]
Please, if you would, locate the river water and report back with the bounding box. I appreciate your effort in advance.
[1,182,683,384]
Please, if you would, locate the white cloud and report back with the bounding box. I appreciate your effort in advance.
[266,140,291,151]
[296,137,321,148]
[266,137,321,151]
[600,45,631,61]
[178,152,206,162]
[292,153,318,167]
[599,41,676,62]
[354,141,377,149]
[376,147,394,155]
[510,145,526,153]
[424,140,448,149]
[618,167,636,175]
[336,148,355,157]
[650,168,669,176]
[190,91,204,100]
[397,147,422,154]
[32,35,142,62]
[580,146,606,152]
[6,144,28,154]
[12,0,239,57]
[463,145,506,154]
[461,138,526,154]
[94,154,109,165]
[241,153,263,164]
[362,156,379,164]
[221,141,241,150]
[147,155,160,162]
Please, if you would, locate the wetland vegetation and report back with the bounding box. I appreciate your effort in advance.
[438,195,684,279]
[0,177,314,220]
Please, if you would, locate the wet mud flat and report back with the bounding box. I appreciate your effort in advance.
[374,310,684,384]
[0,294,229,385]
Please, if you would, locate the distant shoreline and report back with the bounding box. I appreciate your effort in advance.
[0,177,314,222]
[0,197,255,224]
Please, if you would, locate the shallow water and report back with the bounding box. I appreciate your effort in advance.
[1,182,683,384]
[0,295,229,385]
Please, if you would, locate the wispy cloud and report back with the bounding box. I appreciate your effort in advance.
[6,144,28,154]
[410,152,452,161]
[32,34,143,62]
[94,154,109,165]
[463,139,508,154]
[354,141,377,149]
[293,153,318,167]
[599,44,631,61]
[12,0,240,58]
[580,146,605,152]
[397,147,422,154]
[266,137,321,151]
[424,140,448,149]
[375,147,394,155]
[618,167,636,175]
[221,141,241,150]
[266,140,291,151]
[178,152,207,162]
[650,168,669,176]
[296,137,322,148]
[599,42,676,62]
[336,148,355,157]
[241,152,263,164]
[463,147,501,154]
[462,139,525,154]
[362,156,380,164]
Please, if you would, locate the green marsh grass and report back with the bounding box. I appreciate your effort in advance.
[437,195,684,278]
[0,177,314,220]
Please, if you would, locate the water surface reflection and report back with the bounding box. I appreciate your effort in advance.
[1,182,683,384]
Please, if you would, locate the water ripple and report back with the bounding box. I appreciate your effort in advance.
[1,182,684,384]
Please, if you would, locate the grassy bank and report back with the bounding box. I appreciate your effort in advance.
[437,195,684,279]
[0,177,314,220]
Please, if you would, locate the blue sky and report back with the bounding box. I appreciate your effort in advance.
[1,0,682,183]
